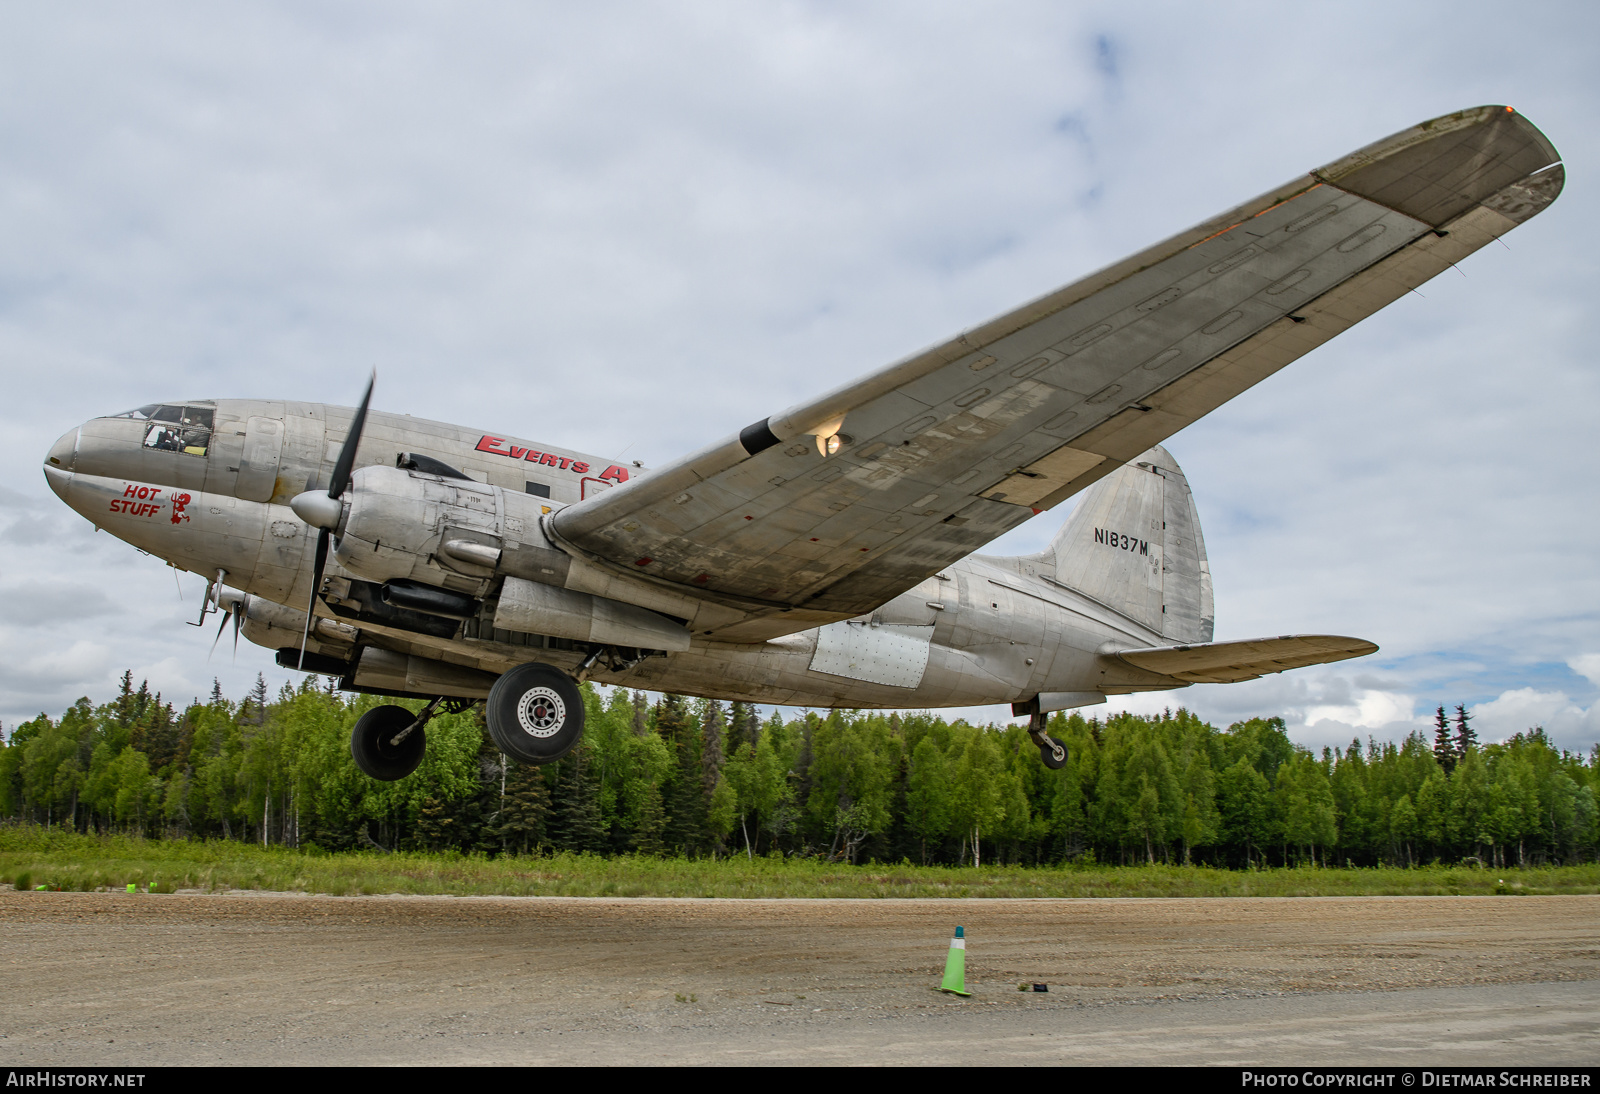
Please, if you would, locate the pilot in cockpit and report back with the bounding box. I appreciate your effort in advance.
[123,404,213,456]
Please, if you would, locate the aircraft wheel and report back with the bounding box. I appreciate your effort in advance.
[486,662,584,765]
[1036,735,1068,770]
[350,704,427,781]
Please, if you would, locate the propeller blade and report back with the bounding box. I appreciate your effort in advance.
[295,373,369,671]
[232,603,242,658]
[327,372,374,500]
[208,606,231,659]
[297,528,330,670]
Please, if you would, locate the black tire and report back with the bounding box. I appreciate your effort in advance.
[1036,735,1068,770]
[350,704,427,781]
[486,662,584,765]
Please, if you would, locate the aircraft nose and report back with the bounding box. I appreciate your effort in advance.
[43,462,73,504]
[45,427,79,473]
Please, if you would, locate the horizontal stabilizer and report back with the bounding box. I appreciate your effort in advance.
[1113,634,1377,684]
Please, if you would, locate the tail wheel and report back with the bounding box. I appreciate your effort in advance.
[350,704,427,781]
[1036,735,1069,770]
[486,662,584,765]
[1027,709,1068,770]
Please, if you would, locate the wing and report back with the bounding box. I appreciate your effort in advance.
[551,106,1562,641]
[1112,635,1379,685]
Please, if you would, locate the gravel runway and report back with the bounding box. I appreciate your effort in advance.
[3,891,1596,1066]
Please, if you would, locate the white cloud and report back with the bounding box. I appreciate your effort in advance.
[1468,688,1600,753]
[1567,654,1600,688]
[1303,690,1419,737]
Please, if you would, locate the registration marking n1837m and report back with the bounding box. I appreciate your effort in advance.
[1094,527,1149,555]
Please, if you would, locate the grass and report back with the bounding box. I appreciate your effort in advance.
[2,828,1597,899]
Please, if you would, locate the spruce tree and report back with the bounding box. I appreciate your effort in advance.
[245,674,269,726]
[728,701,758,753]
[658,695,708,853]
[1453,704,1477,756]
[631,691,650,737]
[495,760,550,854]
[415,796,455,850]
[633,782,666,855]
[138,698,181,775]
[793,716,816,807]
[134,679,152,723]
[701,700,726,795]
[1432,706,1457,774]
[115,671,137,728]
[555,746,606,853]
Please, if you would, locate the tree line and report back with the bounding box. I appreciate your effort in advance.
[2,672,1597,868]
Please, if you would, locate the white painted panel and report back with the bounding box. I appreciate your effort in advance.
[809,621,934,688]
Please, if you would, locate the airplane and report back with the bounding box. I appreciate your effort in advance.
[41,106,1562,781]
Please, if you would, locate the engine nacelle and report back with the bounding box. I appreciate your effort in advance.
[347,647,499,699]
[494,576,691,651]
[330,464,550,589]
[329,465,692,651]
[235,591,359,658]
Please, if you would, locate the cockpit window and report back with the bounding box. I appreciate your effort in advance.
[114,403,206,421]
[138,406,214,456]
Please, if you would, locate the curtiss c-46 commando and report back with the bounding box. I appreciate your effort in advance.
[43,107,1563,779]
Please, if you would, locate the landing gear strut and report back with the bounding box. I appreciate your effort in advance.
[485,662,585,765]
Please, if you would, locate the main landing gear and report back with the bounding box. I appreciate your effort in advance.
[484,662,585,765]
[350,695,478,781]
[348,663,586,781]
[350,699,438,781]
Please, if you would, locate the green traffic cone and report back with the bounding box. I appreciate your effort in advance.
[939,926,972,996]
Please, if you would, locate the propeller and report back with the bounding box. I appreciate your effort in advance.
[208,597,243,660]
[289,373,374,670]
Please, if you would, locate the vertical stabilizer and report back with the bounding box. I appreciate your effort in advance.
[1049,445,1213,643]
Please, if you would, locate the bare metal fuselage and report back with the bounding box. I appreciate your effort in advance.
[44,398,1177,710]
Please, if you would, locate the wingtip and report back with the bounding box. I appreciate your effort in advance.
[1315,106,1562,228]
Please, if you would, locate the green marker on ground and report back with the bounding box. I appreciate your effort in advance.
[939,926,972,997]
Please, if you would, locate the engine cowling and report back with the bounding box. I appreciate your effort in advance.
[326,465,692,651]
[329,465,545,589]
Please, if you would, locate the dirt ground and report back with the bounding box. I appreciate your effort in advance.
[2,891,1597,1066]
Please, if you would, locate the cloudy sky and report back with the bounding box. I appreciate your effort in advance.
[2,2,1596,754]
